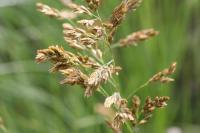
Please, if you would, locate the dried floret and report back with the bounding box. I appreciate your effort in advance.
[36,3,77,19]
[84,66,121,97]
[85,0,101,11]
[60,67,88,87]
[119,29,159,47]
[110,0,142,29]
[104,92,127,108]
[149,62,177,83]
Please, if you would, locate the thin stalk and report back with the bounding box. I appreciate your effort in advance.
[0,126,8,133]
[111,43,121,49]
[127,81,150,99]
[125,122,134,133]
[99,86,109,97]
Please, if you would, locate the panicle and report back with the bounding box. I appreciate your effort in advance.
[77,56,100,69]
[62,23,103,59]
[126,0,142,11]
[35,0,176,132]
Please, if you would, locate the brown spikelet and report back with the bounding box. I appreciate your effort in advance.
[143,96,170,114]
[108,0,142,42]
[67,3,92,15]
[77,19,96,27]
[126,0,142,11]
[60,0,73,7]
[119,29,159,47]
[36,3,60,17]
[49,62,70,73]
[110,0,142,29]
[63,23,102,53]
[143,96,155,113]
[84,66,121,97]
[110,2,127,29]
[35,45,80,65]
[106,120,122,133]
[85,0,101,11]
[131,95,141,114]
[77,56,100,69]
[36,3,77,19]
[111,108,134,132]
[149,62,177,83]
[154,96,170,108]
[60,67,88,87]
[104,92,127,108]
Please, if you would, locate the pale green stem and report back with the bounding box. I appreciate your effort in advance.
[111,43,122,49]
[99,86,109,97]
[108,78,120,92]
[125,122,134,133]
[0,126,8,133]
[110,43,139,49]
[127,81,150,99]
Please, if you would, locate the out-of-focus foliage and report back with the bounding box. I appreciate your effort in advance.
[0,0,199,132]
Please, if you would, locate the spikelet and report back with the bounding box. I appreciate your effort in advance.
[63,23,98,48]
[104,92,128,108]
[126,0,142,11]
[110,0,142,29]
[131,95,141,114]
[84,66,121,97]
[59,67,88,87]
[85,0,101,11]
[67,2,92,16]
[149,62,177,83]
[77,56,100,69]
[35,45,79,64]
[36,3,77,19]
[119,29,159,47]
[104,92,122,108]
[91,26,104,37]
[143,96,170,114]
[111,108,134,132]
[77,19,96,27]
[36,3,60,17]
[154,96,170,108]
[60,0,72,7]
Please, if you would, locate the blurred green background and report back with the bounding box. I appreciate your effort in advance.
[0,0,200,132]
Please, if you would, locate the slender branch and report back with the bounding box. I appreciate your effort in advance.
[127,81,150,99]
